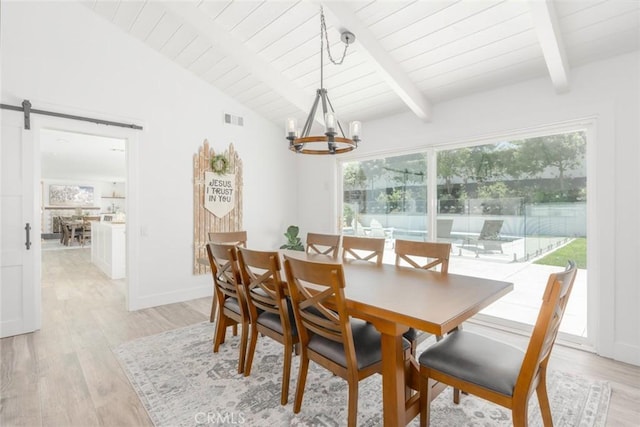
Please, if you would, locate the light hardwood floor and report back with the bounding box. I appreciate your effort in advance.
[1,246,638,426]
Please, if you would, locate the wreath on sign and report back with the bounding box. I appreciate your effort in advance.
[210,154,229,175]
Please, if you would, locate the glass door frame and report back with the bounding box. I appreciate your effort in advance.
[337,117,598,350]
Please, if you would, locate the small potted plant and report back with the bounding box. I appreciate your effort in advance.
[280,225,304,251]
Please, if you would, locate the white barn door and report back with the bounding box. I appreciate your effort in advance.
[1,111,39,337]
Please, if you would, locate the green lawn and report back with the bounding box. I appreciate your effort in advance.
[534,238,586,269]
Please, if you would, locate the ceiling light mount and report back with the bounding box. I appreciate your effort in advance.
[286,7,361,155]
[341,31,355,45]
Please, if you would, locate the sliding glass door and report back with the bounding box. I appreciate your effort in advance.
[339,129,588,341]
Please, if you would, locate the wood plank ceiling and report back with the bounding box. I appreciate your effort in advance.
[86,0,640,128]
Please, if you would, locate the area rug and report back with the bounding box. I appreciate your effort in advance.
[113,322,610,427]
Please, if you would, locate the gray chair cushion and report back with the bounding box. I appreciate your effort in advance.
[418,330,524,396]
[257,299,298,337]
[308,318,410,370]
[223,297,241,315]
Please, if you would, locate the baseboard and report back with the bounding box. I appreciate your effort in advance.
[614,342,640,366]
[129,284,211,311]
[0,319,36,339]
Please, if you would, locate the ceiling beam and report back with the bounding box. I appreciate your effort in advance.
[323,2,432,121]
[528,0,570,93]
[164,2,323,126]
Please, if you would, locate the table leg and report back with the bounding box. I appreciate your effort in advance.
[358,314,423,425]
[380,332,406,426]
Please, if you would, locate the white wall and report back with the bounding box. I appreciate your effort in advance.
[298,52,640,366]
[1,2,299,309]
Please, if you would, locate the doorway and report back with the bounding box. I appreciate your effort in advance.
[41,129,126,244]
[40,128,128,301]
[33,112,141,315]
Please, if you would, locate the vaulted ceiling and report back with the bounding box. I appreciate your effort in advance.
[86,0,639,128]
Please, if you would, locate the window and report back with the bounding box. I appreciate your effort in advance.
[340,130,588,340]
[342,153,427,240]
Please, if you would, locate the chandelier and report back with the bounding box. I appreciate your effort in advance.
[286,7,361,155]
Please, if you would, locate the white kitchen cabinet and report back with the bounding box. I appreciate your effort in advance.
[91,221,126,279]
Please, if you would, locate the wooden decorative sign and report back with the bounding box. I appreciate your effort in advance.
[193,141,243,275]
[204,170,235,217]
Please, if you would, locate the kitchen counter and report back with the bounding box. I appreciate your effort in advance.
[91,221,126,279]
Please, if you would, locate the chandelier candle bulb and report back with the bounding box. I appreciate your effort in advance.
[325,112,336,133]
[286,118,297,137]
[350,121,362,139]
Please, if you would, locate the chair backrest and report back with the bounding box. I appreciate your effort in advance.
[436,218,454,239]
[478,220,503,240]
[394,239,451,273]
[283,255,357,369]
[306,232,341,257]
[206,242,243,303]
[342,236,385,266]
[516,261,577,395]
[208,231,248,247]
[236,247,289,324]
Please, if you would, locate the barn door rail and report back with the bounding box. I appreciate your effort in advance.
[0,99,143,130]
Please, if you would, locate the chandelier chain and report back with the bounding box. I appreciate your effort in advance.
[320,7,349,66]
[284,6,360,155]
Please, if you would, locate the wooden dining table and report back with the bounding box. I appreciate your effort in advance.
[281,250,513,426]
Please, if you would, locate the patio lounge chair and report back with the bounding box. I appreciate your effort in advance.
[464,219,505,257]
[436,218,454,239]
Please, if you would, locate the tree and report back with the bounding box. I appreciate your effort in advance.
[343,162,367,191]
[343,162,367,211]
[438,150,467,195]
[477,182,512,199]
[513,132,586,192]
[377,188,411,213]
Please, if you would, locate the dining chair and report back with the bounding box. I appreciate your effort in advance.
[55,216,66,243]
[341,235,385,266]
[305,232,341,257]
[283,254,410,427]
[59,219,70,245]
[206,242,249,374]
[394,239,452,355]
[206,231,247,321]
[237,247,299,405]
[395,239,451,273]
[208,230,248,247]
[418,261,578,427]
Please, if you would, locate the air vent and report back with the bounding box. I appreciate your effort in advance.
[223,113,244,127]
